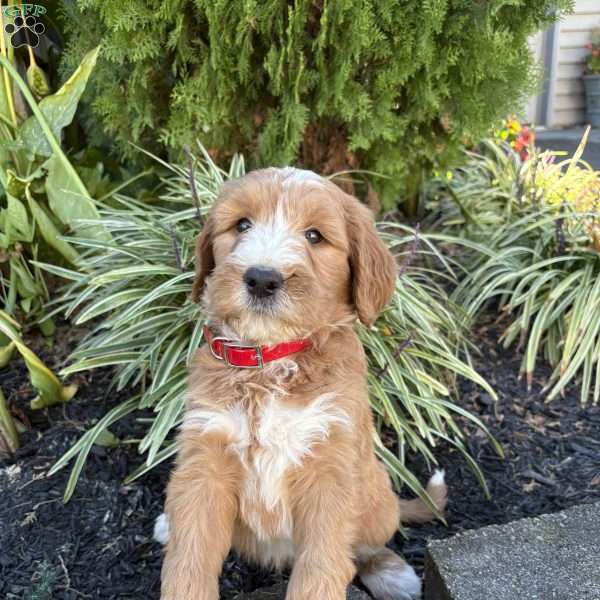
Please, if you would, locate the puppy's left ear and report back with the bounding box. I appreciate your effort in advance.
[344,195,397,326]
[191,215,215,303]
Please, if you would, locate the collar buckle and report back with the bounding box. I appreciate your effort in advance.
[209,336,264,369]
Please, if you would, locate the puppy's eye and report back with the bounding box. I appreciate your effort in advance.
[236,218,252,233]
[305,229,323,245]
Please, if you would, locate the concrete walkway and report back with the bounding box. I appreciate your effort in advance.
[536,127,600,169]
[425,502,600,600]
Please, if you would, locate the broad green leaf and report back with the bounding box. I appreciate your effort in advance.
[25,192,79,263]
[5,194,33,242]
[0,386,19,452]
[10,257,43,300]
[45,152,107,241]
[19,47,100,158]
[0,342,15,367]
[0,54,107,243]
[0,310,77,409]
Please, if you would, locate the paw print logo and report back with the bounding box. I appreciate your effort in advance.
[4,15,45,49]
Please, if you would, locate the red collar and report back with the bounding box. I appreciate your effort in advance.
[203,326,311,368]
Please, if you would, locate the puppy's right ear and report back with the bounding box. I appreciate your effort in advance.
[191,215,215,303]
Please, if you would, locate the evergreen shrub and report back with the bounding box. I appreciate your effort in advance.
[60,0,571,208]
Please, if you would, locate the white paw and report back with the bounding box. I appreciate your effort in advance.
[361,563,422,600]
[153,512,170,545]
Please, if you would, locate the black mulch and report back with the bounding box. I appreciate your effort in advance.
[1,314,599,599]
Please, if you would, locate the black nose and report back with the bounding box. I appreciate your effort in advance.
[244,267,283,298]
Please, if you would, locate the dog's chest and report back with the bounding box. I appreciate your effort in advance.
[184,390,349,540]
[237,392,348,540]
[238,429,294,541]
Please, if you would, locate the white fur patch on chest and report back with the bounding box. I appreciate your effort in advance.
[182,392,351,539]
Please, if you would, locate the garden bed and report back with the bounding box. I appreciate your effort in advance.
[1,313,599,600]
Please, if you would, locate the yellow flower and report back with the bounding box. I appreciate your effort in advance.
[525,133,600,246]
[507,117,521,133]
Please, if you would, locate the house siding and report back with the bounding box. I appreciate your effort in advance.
[552,0,600,126]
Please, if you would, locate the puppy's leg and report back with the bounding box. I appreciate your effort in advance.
[358,460,401,548]
[286,461,357,600]
[160,432,240,600]
[355,464,446,600]
[355,462,421,600]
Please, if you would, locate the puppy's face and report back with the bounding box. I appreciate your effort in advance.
[193,168,396,344]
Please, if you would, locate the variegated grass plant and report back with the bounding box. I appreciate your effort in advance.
[424,138,528,238]
[431,131,600,405]
[39,145,500,504]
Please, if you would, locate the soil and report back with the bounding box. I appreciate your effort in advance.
[1,314,599,600]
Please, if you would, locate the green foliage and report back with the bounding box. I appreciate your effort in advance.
[0,309,77,454]
[0,40,96,422]
[0,45,104,326]
[0,310,77,410]
[425,139,526,238]
[60,0,571,209]
[42,145,499,503]
[23,560,57,600]
[0,385,19,453]
[429,137,600,405]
